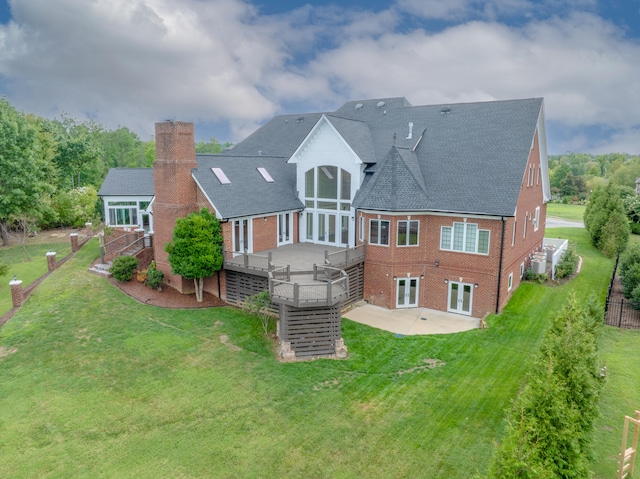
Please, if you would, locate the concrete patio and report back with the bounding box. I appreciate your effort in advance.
[343,303,480,335]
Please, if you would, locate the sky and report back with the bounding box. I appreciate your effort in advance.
[0,0,639,155]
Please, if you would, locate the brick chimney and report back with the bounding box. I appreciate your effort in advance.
[153,121,198,293]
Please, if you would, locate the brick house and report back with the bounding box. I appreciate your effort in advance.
[100,97,550,356]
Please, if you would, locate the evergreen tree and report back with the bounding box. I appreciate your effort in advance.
[583,183,630,257]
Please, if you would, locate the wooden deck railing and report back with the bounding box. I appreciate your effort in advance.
[324,243,366,267]
[268,265,349,308]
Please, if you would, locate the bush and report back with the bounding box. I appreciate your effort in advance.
[145,264,164,290]
[555,242,579,279]
[619,244,640,301]
[109,255,139,282]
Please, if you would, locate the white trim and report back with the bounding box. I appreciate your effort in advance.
[507,273,513,291]
[288,115,363,164]
[192,174,224,220]
[356,209,505,221]
[396,277,420,308]
[533,206,540,232]
[369,218,390,246]
[396,219,420,247]
[231,217,253,255]
[537,102,552,203]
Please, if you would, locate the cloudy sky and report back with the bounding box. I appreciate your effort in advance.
[0,0,639,155]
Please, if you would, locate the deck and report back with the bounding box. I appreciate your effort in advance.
[224,243,365,308]
[224,243,365,276]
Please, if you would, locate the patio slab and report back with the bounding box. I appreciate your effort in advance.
[343,304,479,335]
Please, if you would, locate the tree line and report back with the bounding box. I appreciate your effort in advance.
[550,152,640,201]
[0,98,229,246]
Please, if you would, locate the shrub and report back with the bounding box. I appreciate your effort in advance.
[555,242,579,279]
[109,255,139,282]
[145,265,164,290]
[242,291,274,335]
[619,243,640,302]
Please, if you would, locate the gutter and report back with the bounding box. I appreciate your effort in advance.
[495,217,506,314]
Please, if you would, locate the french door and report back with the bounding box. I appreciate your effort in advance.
[314,212,350,246]
[397,278,419,308]
[448,282,473,315]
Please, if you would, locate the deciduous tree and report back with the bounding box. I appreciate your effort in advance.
[165,208,223,302]
[0,99,55,246]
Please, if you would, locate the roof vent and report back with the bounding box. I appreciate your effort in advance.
[355,103,363,110]
[376,101,385,108]
[406,122,414,140]
[296,117,304,123]
[440,107,451,114]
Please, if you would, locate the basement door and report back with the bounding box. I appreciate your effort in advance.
[396,278,419,308]
[448,282,473,315]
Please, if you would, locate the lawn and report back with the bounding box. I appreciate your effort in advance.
[0,230,618,478]
[547,202,586,221]
[0,239,72,317]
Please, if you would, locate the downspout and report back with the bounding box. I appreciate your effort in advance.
[495,217,506,314]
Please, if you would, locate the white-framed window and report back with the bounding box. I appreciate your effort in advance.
[107,201,138,226]
[537,165,540,186]
[440,222,490,255]
[508,273,513,291]
[397,220,419,246]
[359,216,364,242]
[533,206,540,232]
[523,214,527,238]
[511,219,516,247]
[520,262,525,279]
[369,219,390,246]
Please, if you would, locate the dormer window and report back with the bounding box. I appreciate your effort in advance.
[257,167,274,183]
[211,167,230,185]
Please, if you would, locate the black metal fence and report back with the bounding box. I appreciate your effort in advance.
[604,251,640,329]
[605,298,640,329]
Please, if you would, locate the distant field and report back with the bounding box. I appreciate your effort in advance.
[546,203,586,222]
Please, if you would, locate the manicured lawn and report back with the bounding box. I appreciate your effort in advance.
[0,231,615,477]
[592,327,640,478]
[0,241,72,317]
[547,202,586,221]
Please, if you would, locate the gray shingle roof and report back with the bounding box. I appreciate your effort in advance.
[349,97,544,216]
[98,168,154,196]
[192,155,303,219]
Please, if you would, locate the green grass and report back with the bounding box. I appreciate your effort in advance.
[547,202,587,221]
[0,241,72,317]
[592,327,640,479]
[0,231,616,478]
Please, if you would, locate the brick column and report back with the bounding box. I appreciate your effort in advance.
[10,279,23,308]
[70,233,79,252]
[46,252,57,272]
[85,222,93,238]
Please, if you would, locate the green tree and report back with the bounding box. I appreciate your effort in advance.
[0,99,56,246]
[487,296,601,479]
[195,137,232,154]
[165,208,223,302]
[583,183,630,257]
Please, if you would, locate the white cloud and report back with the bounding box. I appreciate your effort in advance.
[0,0,637,153]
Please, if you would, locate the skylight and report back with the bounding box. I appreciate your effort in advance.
[211,167,230,185]
[257,167,274,183]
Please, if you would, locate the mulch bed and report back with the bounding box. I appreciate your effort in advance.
[109,277,227,309]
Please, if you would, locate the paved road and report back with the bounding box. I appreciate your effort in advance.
[546,217,584,228]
